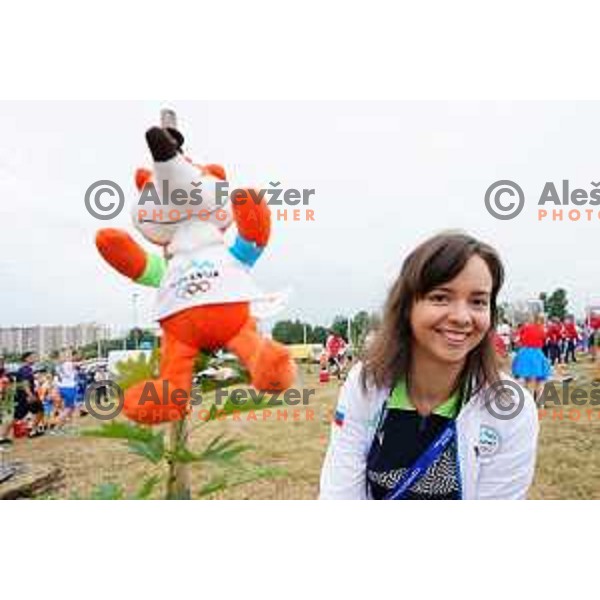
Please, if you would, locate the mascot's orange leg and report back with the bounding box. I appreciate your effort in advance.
[123,329,198,424]
[123,304,295,424]
[123,303,250,424]
[226,318,296,392]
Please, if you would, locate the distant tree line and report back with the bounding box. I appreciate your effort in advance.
[497,288,571,325]
[271,311,381,349]
[539,289,569,320]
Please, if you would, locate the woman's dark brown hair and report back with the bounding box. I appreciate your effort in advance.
[361,231,505,403]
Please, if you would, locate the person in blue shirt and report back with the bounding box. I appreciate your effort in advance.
[14,352,45,438]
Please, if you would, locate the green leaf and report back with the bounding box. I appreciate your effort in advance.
[113,349,160,390]
[237,465,288,482]
[83,422,165,464]
[196,466,287,498]
[170,434,252,465]
[91,482,125,500]
[133,475,162,499]
[197,476,228,497]
[204,432,226,451]
[169,447,204,464]
[198,434,254,464]
[127,436,165,464]
[82,421,161,444]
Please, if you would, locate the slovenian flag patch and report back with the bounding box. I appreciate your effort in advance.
[334,409,345,427]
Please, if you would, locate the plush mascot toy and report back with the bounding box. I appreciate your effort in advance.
[96,120,295,424]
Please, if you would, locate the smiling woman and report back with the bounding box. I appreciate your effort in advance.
[319,231,539,500]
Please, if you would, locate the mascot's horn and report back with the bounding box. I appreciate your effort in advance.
[159,107,185,150]
[146,126,179,163]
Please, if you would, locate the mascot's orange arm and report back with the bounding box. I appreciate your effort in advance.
[233,189,271,246]
[96,228,166,288]
[229,189,271,267]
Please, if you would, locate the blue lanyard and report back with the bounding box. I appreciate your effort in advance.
[384,419,457,500]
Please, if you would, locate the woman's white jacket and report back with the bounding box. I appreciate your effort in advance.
[319,363,539,500]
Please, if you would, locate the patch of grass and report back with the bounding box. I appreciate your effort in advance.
[5,361,600,499]
[529,358,600,499]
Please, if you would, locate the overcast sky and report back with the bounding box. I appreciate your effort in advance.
[1,101,599,329]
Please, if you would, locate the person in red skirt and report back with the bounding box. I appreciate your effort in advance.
[512,315,550,402]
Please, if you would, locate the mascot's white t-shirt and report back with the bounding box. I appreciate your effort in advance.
[155,222,267,321]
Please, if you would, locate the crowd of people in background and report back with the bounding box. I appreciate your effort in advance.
[316,314,600,402]
[0,349,108,446]
[315,314,600,396]
[495,313,600,403]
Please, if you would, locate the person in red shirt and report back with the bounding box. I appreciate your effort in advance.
[326,332,347,380]
[562,316,579,364]
[0,357,13,445]
[512,315,551,402]
[517,320,545,348]
[492,331,508,359]
[545,317,563,366]
[586,313,600,362]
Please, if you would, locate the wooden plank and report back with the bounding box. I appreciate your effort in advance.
[0,463,64,499]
